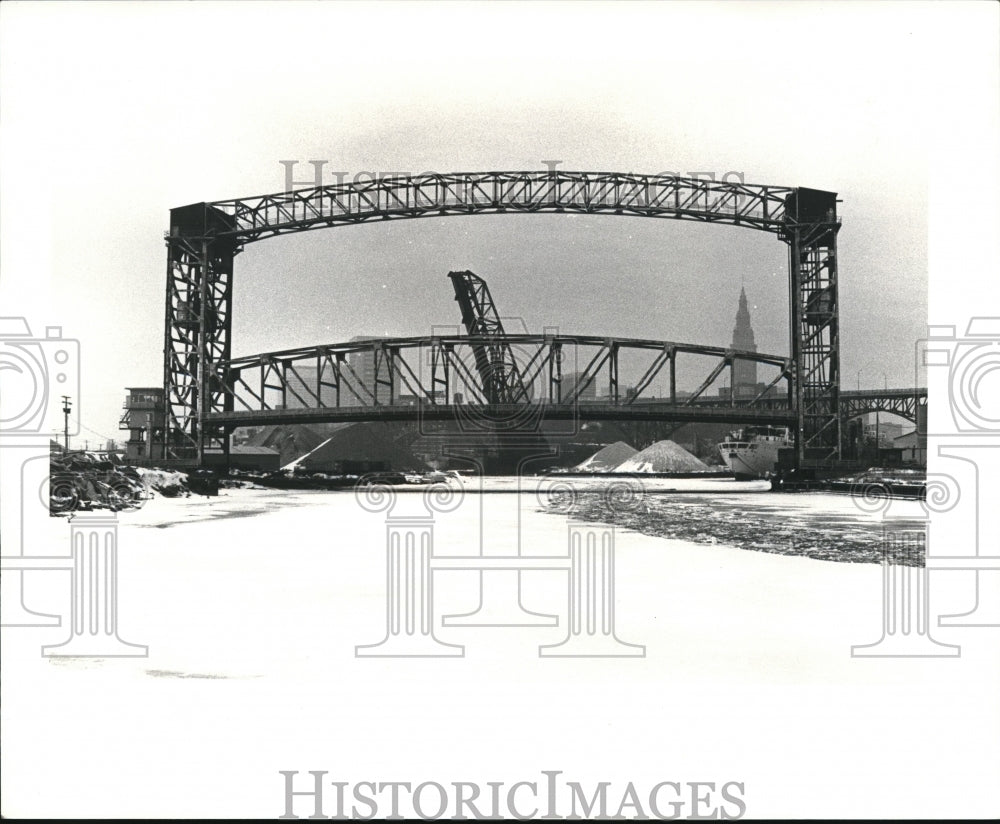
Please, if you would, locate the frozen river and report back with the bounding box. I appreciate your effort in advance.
[1,479,995,819]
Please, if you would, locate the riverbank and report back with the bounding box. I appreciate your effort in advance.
[772,466,927,498]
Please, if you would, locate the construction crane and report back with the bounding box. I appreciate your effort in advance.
[447,270,530,404]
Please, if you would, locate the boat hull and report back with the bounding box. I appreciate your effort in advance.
[718,430,790,479]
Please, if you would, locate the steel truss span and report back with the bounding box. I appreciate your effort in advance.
[840,388,928,425]
[211,171,796,240]
[208,334,794,430]
[163,171,841,463]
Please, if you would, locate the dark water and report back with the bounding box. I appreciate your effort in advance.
[543,492,925,567]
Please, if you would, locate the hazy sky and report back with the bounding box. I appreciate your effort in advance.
[2,1,997,444]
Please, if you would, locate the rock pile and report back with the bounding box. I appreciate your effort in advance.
[133,466,191,498]
[49,452,150,513]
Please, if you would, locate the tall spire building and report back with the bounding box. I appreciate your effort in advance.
[731,287,758,397]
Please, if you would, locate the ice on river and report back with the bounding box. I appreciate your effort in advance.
[1,481,996,818]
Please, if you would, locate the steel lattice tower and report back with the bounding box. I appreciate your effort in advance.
[779,188,842,463]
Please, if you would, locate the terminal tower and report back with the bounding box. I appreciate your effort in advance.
[731,286,758,396]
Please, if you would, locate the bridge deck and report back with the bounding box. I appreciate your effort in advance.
[206,402,798,429]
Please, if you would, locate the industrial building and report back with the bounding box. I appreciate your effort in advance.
[119,387,166,460]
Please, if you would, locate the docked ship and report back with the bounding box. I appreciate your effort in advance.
[717,426,793,480]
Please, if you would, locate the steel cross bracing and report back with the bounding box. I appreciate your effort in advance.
[207,172,795,241]
[161,173,839,463]
[205,334,794,430]
[163,206,239,459]
[778,188,843,462]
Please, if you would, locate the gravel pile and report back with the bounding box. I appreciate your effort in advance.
[574,441,638,472]
[614,439,711,473]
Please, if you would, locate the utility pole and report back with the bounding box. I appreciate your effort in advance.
[61,395,72,451]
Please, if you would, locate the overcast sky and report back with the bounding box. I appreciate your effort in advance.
[1,1,997,444]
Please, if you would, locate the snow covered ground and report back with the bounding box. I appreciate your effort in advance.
[1,482,997,818]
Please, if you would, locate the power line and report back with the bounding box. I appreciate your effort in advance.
[71,417,119,443]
